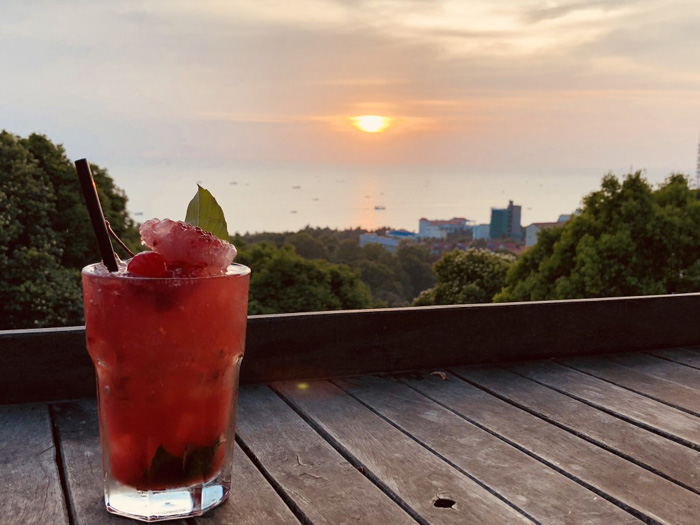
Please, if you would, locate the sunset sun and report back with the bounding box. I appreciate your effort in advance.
[352,115,391,133]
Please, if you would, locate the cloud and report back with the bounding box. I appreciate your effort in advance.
[1,0,698,175]
[520,0,637,24]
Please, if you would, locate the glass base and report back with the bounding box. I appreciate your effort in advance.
[105,475,230,522]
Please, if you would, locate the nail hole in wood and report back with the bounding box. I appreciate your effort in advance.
[434,498,455,508]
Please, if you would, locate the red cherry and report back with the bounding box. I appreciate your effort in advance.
[127,251,169,277]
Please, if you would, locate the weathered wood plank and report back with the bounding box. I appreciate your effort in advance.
[407,370,700,525]
[335,375,640,525]
[275,380,533,524]
[559,356,700,415]
[607,353,700,390]
[51,400,186,525]
[650,347,700,369]
[504,360,700,448]
[193,443,300,525]
[236,384,416,524]
[0,404,69,525]
[471,365,700,493]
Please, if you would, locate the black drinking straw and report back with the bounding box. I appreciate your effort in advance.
[75,158,119,272]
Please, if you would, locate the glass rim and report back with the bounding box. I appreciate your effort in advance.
[82,261,251,280]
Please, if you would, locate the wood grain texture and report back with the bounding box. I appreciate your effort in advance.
[472,365,700,493]
[507,360,700,448]
[649,348,700,369]
[559,356,700,415]
[192,442,300,525]
[0,404,69,525]
[275,380,533,524]
[335,374,640,525]
[406,370,700,525]
[236,384,416,525]
[51,400,186,525]
[604,353,700,390]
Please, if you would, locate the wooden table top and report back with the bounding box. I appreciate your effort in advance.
[2,348,700,525]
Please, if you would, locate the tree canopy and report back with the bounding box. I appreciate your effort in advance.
[495,171,700,302]
[237,228,436,307]
[413,248,515,306]
[235,242,372,314]
[0,131,139,329]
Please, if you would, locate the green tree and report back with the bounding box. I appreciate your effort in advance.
[413,248,515,306]
[287,231,329,260]
[356,243,417,307]
[0,130,139,329]
[495,171,700,302]
[22,133,140,268]
[396,244,436,299]
[356,259,405,307]
[235,242,372,315]
[333,238,365,266]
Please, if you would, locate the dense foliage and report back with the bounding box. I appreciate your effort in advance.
[235,242,373,314]
[495,172,700,302]
[0,131,139,329]
[413,249,515,306]
[237,228,437,307]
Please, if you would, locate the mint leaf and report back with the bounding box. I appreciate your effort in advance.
[146,438,222,486]
[183,437,221,479]
[148,444,181,482]
[185,185,229,241]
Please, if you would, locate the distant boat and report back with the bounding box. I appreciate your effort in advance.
[292,185,301,189]
[291,210,298,214]
[230,181,237,185]
[133,212,144,216]
[374,205,386,210]
[312,198,319,201]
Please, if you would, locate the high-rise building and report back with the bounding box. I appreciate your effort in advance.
[489,200,522,240]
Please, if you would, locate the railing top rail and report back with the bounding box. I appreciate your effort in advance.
[2,294,700,404]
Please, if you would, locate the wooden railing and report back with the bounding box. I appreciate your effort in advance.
[2,293,700,404]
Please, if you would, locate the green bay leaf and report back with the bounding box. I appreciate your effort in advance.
[185,185,229,241]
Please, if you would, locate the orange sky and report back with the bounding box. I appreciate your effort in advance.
[1,0,700,229]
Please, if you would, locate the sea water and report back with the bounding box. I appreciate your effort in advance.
[112,160,655,234]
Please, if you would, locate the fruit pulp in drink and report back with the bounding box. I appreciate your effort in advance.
[82,263,250,493]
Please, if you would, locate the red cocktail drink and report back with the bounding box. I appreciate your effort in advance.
[82,262,250,521]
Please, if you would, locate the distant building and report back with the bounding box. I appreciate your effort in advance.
[418,217,471,239]
[386,229,418,241]
[359,230,418,253]
[524,222,559,247]
[359,233,399,252]
[489,200,522,240]
[472,224,490,240]
[524,216,569,247]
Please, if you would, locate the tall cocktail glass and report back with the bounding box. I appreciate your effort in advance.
[82,262,250,522]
